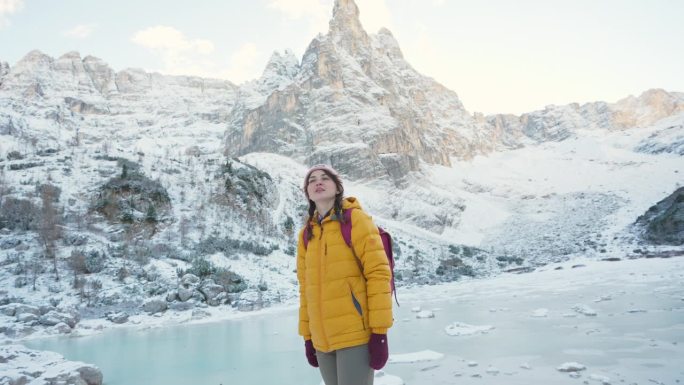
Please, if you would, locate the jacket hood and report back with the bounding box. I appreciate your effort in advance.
[342,196,362,210]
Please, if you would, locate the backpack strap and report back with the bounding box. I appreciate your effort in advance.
[340,208,354,248]
[341,209,363,274]
[343,208,399,306]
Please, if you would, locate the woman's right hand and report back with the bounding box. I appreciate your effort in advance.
[305,339,319,367]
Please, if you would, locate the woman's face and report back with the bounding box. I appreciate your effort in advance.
[306,170,339,205]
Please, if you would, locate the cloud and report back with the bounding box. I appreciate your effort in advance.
[0,0,24,28]
[63,24,96,39]
[132,25,262,83]
[220,43,262,83]
[131,26,216,77]
[132,26,215,54]
[267,0,394,35]
[267,0,329,35]
[356,0,393,33]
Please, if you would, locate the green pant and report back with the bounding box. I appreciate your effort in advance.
[316,344,374,385]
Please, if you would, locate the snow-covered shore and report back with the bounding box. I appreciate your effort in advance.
[0,344,102,385]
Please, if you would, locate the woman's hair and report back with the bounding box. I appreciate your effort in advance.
[304,166,345,242]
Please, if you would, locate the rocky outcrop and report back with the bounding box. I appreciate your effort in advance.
[635,187,684,245]
[1,303,80,333]
[167,273,241,307]
[199,282,225,306]
[141,298,168,314]
[635,119,684,155]
[0,344,103,385]
[105,311,129,324]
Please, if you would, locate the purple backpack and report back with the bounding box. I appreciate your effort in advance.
[303,208,399,306]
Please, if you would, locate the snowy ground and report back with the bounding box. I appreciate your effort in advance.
[5,255,682,385]
[376,255,684,385]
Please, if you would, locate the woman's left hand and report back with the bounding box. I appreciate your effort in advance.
[368,333,389,369]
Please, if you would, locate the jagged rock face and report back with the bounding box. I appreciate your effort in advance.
[83,55,117,96]
[635,187,684,245]
[223,0,494,182]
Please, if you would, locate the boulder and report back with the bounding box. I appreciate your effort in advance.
[207,292,228,307]
[0,303,18,316]
[181,274,200,287]
[38,311,64,326]
[39,305,56,315]
[166,291,178,302]
[105,312,129,324]
[200,283,225,304]
[16,312,39,323]
[14,304,40,316]
[177,288,194,302]
[40,310,79,328]
[77,366,104,385]
[53,322,72,334]
[142,299,167,314]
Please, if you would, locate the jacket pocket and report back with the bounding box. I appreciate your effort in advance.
[347,280,366,331]
[351,290,362,316]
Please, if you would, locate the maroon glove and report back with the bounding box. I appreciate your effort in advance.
[368,333,389,370]
[305,339,318,367]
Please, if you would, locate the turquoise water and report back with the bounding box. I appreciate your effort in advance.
[24,266,684,385]
[26,310,320,385]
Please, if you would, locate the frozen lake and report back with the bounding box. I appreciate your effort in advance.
[25,257,684,385]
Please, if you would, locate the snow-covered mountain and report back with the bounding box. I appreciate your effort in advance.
[0,0,682,348]
[487,88,684,146]
[224,0,495,183]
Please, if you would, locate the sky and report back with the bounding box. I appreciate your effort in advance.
[0,0,683,115]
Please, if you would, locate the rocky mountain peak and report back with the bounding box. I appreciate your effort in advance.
[58,51,82,61]
[223,0,493,182]
[55,51,87,75]
[634,88,683,110]
[15,50,53,72]
[261,49,300,80]
[374,27,404,60]
[331,0,362,29]
[329,0,370,54]
[613,88,684,128]
[83,55,117,96]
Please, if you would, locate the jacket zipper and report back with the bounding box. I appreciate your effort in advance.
[317,221,329,350]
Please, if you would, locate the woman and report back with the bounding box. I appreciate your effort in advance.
[296,164,393,385]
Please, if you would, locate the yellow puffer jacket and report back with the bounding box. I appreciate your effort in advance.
[297,197,393,353]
